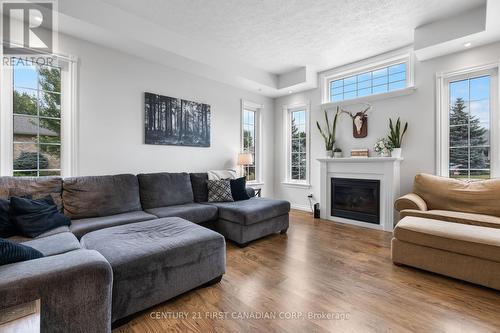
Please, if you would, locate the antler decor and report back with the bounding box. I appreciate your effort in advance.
[339,103,371,138]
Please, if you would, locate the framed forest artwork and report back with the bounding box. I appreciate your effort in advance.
[145,92,211,147]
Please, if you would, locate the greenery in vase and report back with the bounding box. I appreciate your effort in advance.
[374,138,393,155]
[387,117,408,148]
[333,148,342,153]
[317,106,339,151]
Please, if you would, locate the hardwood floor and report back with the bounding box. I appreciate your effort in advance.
[114,210,500,333]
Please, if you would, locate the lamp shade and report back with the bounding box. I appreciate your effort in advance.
[237,153,253,166]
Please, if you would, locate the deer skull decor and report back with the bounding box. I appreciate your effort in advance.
[340,104,371,138]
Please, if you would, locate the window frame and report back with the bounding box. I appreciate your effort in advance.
[283,102,310,187]
[436,63,499,179]
[0,55,78,177]
[240,100,263,184]
[320,49,414,105]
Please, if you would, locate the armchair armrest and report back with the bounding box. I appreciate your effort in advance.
[0,249,112,333]
[394,193,428,212]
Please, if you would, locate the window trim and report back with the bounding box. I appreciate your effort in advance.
[436,62,500,178]
[0,55,79,177]
[240,99,263,184]
[283,102,310,186]
[320,48,415,106]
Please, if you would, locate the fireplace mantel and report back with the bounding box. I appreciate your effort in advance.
[318,157,403,231]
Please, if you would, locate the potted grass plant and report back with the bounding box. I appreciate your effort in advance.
[317,107,339,157]
[387,117,408,158]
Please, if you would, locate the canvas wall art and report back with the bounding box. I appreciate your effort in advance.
[145,92,211,147]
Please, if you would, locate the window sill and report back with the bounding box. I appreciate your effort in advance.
[247,182,264,188]
[282,181,311,189]
[321,86,416,108]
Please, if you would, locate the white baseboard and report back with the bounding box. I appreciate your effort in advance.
[291,203,313,212]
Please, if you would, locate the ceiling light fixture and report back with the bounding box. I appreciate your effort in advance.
[288,90,293,94]
[464,42,472,48]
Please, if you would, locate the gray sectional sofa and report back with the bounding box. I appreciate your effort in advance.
[0,172,290,332]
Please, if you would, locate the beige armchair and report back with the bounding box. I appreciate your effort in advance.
[392,173,500,290]
[394,173,500,229]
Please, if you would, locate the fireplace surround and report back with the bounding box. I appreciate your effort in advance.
[318,157,402,231]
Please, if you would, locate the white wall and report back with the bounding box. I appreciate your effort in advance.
[58,34,275,196]
[274,41,500,210]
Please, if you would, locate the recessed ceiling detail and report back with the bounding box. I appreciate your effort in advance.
[56,0,493,97]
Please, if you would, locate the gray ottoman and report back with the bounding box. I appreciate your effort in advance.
[80,217,226,322]
[206,198,290,247]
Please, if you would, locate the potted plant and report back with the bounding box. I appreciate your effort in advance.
[317,107,339,157]
[374,138,393,157]
[387,117,408,158]
[333,148,342,158]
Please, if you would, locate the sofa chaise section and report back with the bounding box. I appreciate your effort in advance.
[80,217,226,322]
[63,174,156,238]
[206,197,290,246]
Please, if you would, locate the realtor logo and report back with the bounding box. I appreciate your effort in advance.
[2,1,53,54]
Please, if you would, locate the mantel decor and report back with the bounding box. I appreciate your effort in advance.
[145,92,211,147]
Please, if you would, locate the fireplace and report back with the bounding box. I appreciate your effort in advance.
[331,178,380,224]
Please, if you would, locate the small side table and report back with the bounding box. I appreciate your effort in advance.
[0,299,40,333]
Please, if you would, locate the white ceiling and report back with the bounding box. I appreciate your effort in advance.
[56,0,493,96]
[100,0,484,75]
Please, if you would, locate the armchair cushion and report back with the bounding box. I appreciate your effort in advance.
[394,193,427,212]
[399,209,500,229]
[394,216,500,263]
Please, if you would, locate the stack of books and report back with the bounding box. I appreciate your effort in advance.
[351,149,369,158]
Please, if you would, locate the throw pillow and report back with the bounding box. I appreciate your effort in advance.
[10,196,71,238]
[230,177,250,201]
[207,179,234,202]
[190,173,209,202]
[0,199,18,238]
[0,238,43,266]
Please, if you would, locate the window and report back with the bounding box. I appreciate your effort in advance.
[320,49,414,104]
[290,109,307,180]
[0,56,77,177]
[330,63,407,102]
[241,101,262,183]
[284,104,309,186]
[242,109,256,181]
[437,65,499,179]
[12,62,62,176]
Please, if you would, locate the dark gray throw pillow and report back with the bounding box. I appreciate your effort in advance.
[0,238,43,266]
[207,179,234,202]
[0,199,17,238]
[10,196,71,238]
[230,177,250,201]
[190,173,209,202]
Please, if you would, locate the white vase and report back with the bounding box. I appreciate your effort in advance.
[333,152,342,158]
[326,150,333,158]
[392,148,402,158]
[380,151,391,157]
